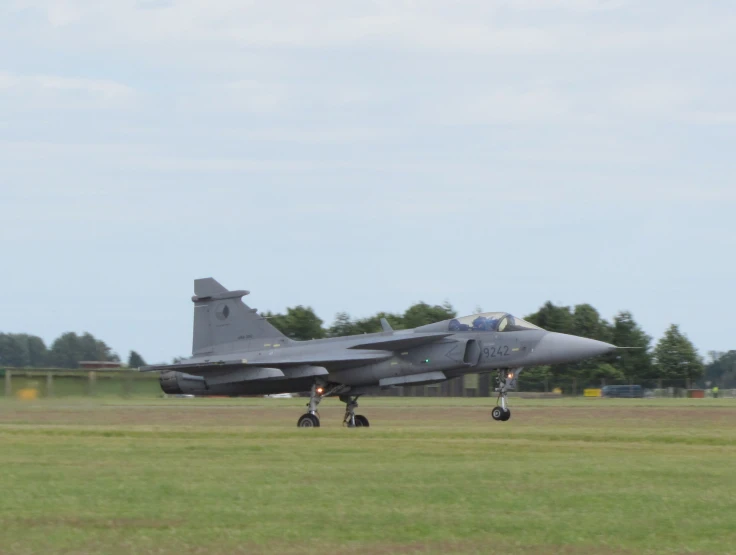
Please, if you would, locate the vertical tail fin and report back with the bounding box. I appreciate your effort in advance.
[192,278,288,355]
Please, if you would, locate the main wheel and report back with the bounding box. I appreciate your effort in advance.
[500,408,511,421]
[297,413,320,428]
[491,406,504,421]
[354,415,370,427]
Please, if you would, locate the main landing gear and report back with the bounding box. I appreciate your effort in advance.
[296,384,370,428]
[341,394,369,428]
[492,369,514,422]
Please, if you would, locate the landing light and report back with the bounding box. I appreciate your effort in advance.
[316,387,324,395]
[507,373,514,379]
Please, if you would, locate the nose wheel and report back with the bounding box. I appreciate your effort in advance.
[491,406,510,421]
[492,369,517,422]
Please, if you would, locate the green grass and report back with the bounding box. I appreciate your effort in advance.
[6,373,160,398]
[1,398,735,554]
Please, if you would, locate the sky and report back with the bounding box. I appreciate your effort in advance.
[1,0,735,364]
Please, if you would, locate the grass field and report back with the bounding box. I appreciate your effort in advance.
[1,397,735,554]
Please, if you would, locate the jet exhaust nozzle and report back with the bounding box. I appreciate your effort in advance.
[159,371,207,395]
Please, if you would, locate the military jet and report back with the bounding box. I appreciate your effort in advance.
[141,278,617,427]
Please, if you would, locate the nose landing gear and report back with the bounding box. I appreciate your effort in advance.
[492,369,519,422]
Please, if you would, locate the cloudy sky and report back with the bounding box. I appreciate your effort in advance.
[1,0,734,363]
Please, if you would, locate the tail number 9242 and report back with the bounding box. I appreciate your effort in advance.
[484,346,510,358]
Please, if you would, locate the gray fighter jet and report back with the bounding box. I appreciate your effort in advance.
[141,278,616,427]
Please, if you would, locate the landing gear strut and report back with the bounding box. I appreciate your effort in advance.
[492,369,515,422]
[340,395,369,428]
[297,383,324,428]
[297,384,368,428]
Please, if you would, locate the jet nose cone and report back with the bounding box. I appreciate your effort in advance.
[528,333,616,365]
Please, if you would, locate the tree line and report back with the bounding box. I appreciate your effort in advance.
[0,331,146,369]
[3,300,733,387]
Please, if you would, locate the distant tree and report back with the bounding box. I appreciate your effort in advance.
[0,334,48,367]
[588,363,626,382]
[703,350,736,388]
[402,301,456,328]
[22,335,48,367]
[326,312,356,337]
[525,302,574,334]
[0,333,28,367]
[571,304,612,342]
[127,351,147,368]
[354,312,405,334]
[358,318,380,335]
[378,312,405,330]
[48,332,119,368]
[610,311,653,382]
[265,306,325,340]
[518,365,553,391]
[327,311,405,337]
[79,332,119,362]
[47,333,81,368]
[286,302,455,339]
[653,325,704,383]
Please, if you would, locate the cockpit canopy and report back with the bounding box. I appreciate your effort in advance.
[447,312,542,333]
